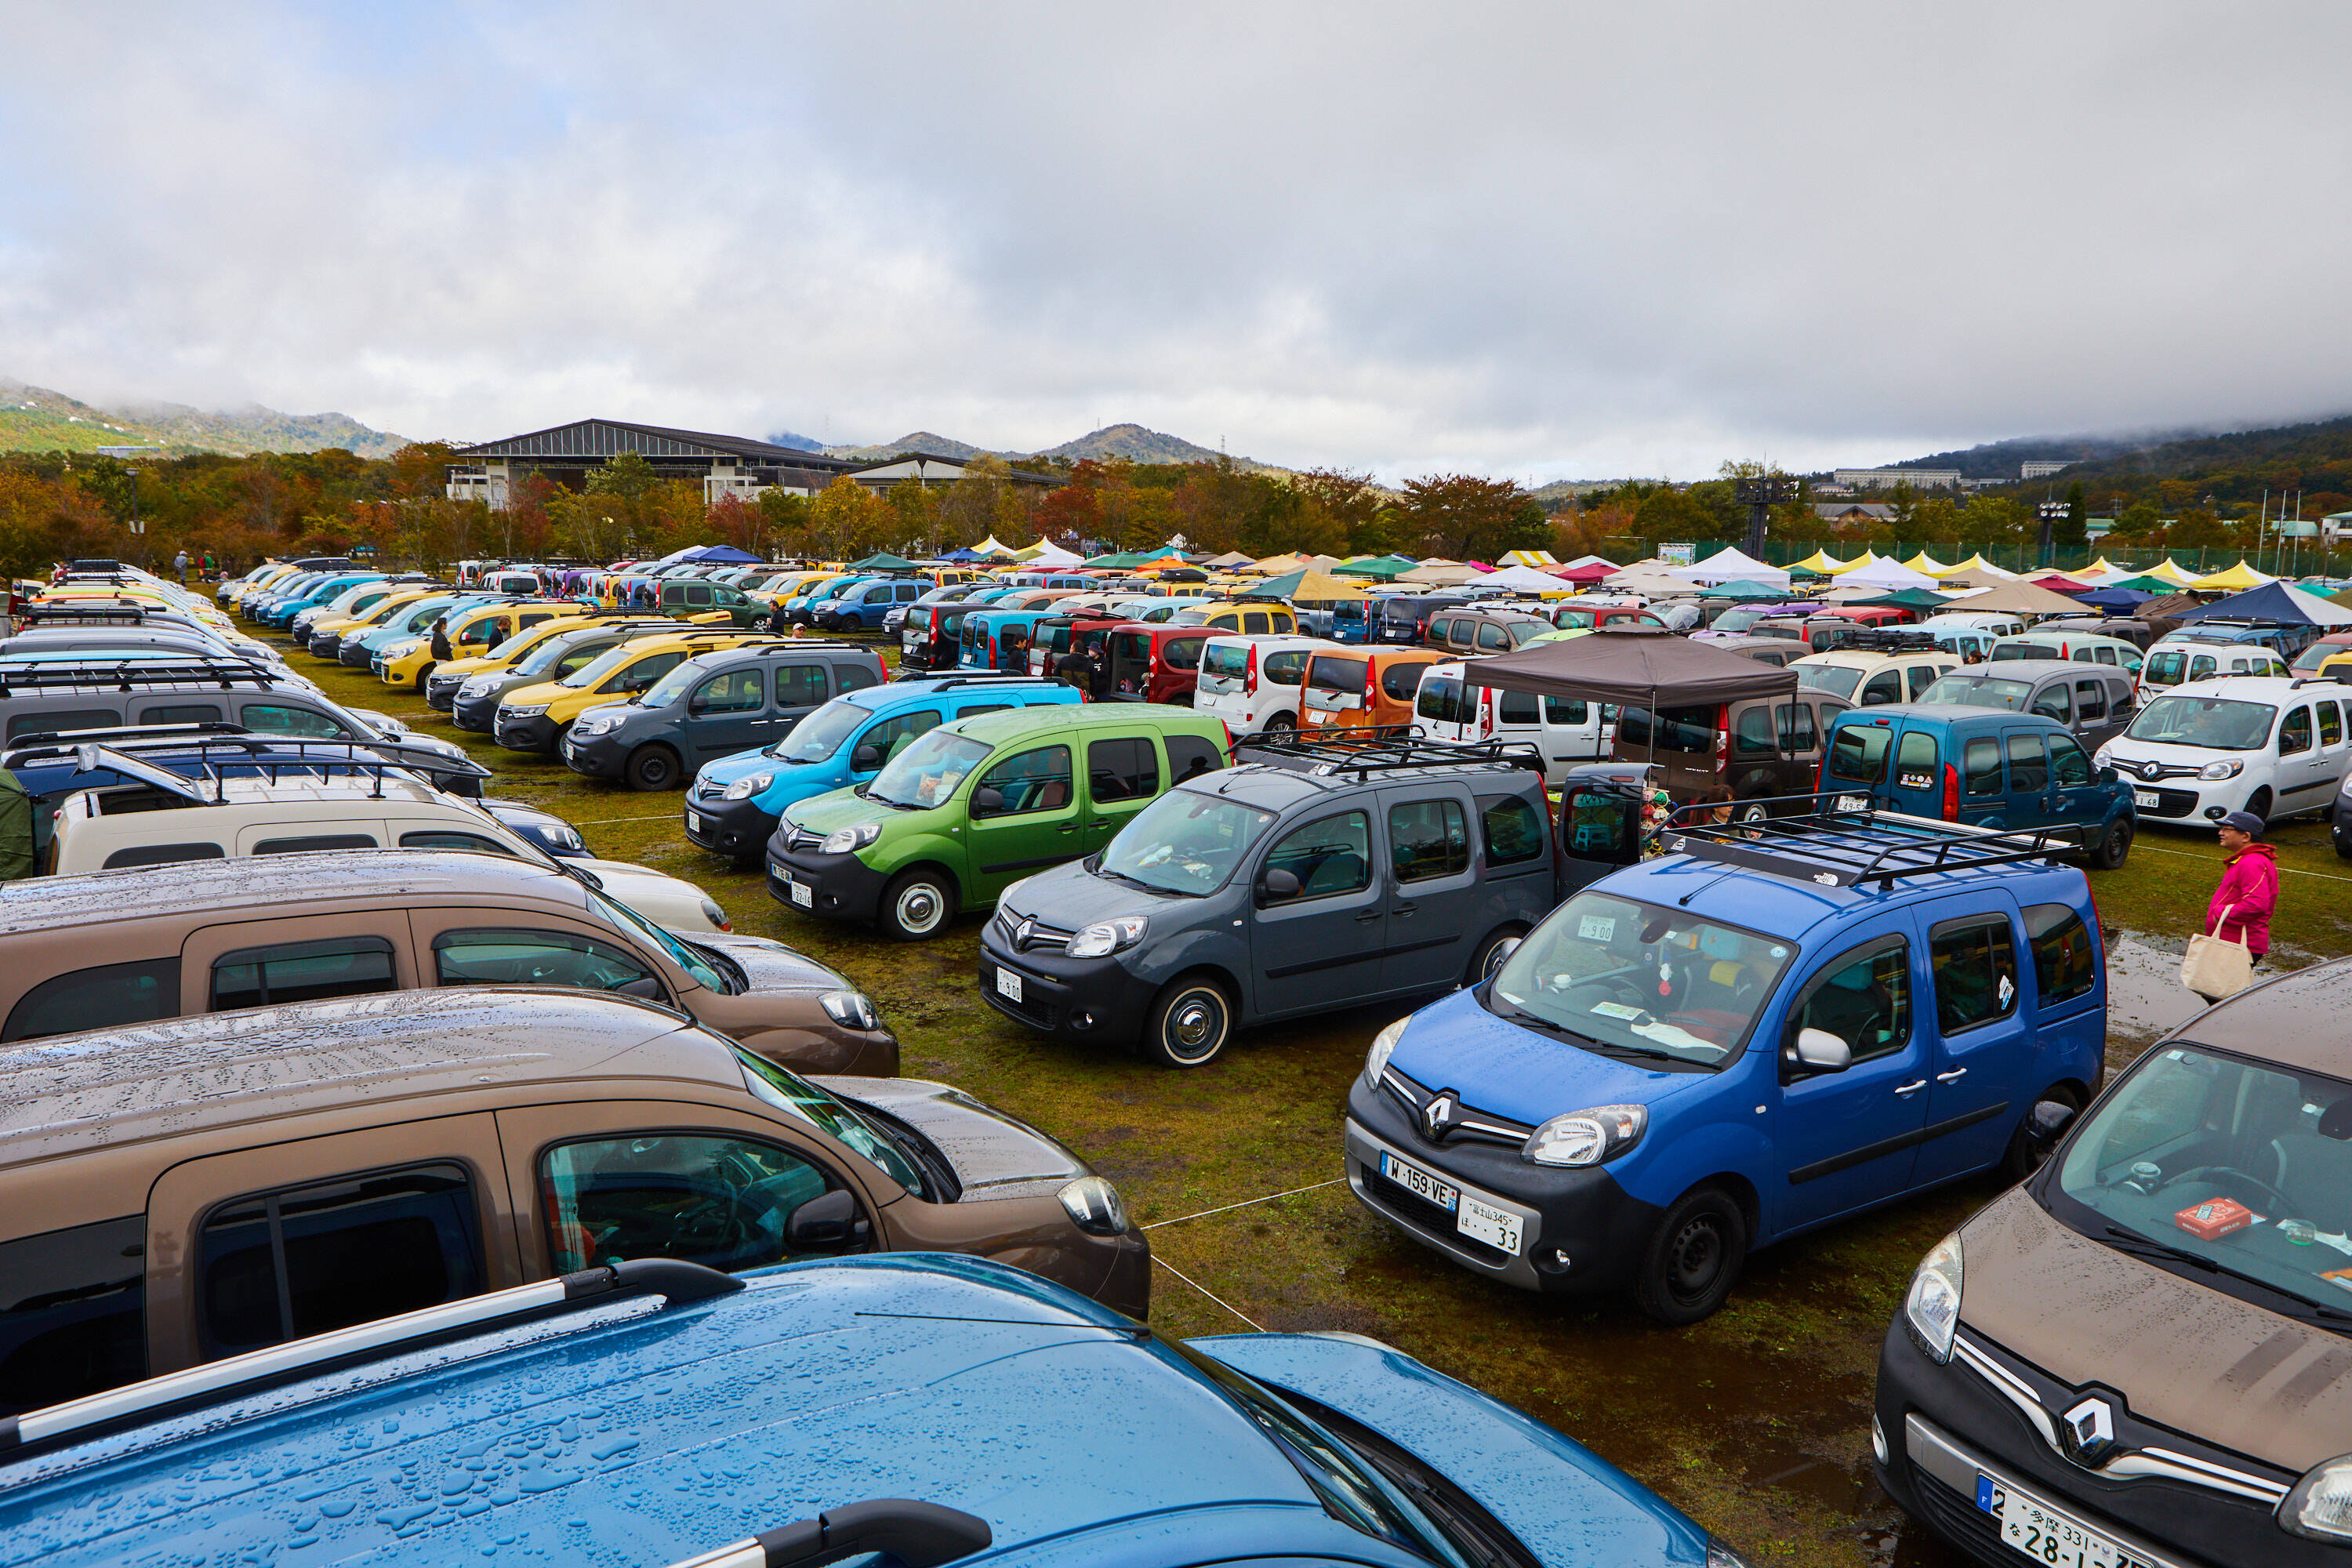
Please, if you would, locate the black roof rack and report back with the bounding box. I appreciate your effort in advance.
[1233,727,1548,779]
[11,601,165,625]
[1820,627,1942,653]
[1655,791,2085,889]
[0,658,284,697]
[9,734,490,781]
[3,720,248,753]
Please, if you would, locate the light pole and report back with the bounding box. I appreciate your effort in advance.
[1733,476,1797,559]
[2037,501,2067,570]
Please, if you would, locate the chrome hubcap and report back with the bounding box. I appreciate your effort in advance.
[1170,997,1219,1051]
[898,887,940,929]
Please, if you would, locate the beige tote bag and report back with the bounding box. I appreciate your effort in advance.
[2181,903,2254,1000]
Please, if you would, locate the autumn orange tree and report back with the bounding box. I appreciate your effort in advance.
[1394,474,1545,561]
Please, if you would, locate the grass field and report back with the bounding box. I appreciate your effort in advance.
[282,626,2350,1567]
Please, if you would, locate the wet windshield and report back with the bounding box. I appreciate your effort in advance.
[558,642,646,689]
[1918,674,2033,711]
[1488,891,1795,1069]
[1797,665,1864,699]
[866,729,991,808]
[641,662,705,707]
[2051,1044,2352,1329]
[586,889,727,993]
[735,1047,927,1196]
[513,630,597,677]
[771,699,869,762]
[1098,790,1276,895]
[2126,694,2276,751]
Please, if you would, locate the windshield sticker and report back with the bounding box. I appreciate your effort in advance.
[1577,914,1617,942]
[1589,1001,1644,1021]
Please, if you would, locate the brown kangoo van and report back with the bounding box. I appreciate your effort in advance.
[0,988,1149,1417]
[0,849,897,1075]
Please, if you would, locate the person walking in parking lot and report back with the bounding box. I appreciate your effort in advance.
[173,548,188,583]
[2198,811,2279,999]
[429,615,453,662]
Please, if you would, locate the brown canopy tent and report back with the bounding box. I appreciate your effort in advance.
[1458,622,1796,706]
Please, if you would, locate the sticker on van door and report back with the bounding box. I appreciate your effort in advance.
[1898,770,1933,790]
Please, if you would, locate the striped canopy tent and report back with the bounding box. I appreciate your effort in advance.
[2191,560,2277,591]
[2067,557,2136,586]
[1828,550,1886,575]
[1499,549,1561,568]
[968,535,1020,559]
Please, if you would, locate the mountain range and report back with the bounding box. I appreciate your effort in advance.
[808,422,1277,472]
[0,376,412,459]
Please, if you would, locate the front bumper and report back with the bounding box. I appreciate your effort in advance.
[975,927,1160,1044]
[424,673,467,711]
[766,842,890,924]
[561,727,630,778]
[452,688,503,731]
[494,710,560,752]
[1875,1316,2309,1568]
[684,793,779,857]
[341,639,379,668]
[1343,1076,1660,1297]
[379,660,423,688]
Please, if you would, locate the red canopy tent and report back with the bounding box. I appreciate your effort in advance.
[2024,572,2092,593]
[1552,561,1615,584]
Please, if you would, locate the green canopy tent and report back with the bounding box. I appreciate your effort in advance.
[1696,578,1789,600]
[1336,554,1424,580]
[1084,551,1156,569]
[2109,574,2183,593]
[845,551,920,572]
[1849,587,1948,612]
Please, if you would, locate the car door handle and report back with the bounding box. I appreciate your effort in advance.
[1056,822,1079,833]
[1393,902,1417,916]
[1936,1067,1968,1083]
[1893,1079,1928,1097]
[1354,909,1382,924]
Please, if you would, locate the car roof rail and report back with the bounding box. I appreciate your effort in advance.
[665,1499,993,1568]
[40,735,492,780]
[0,1259,741,1464]
[0,658,283,696]
[3,720,252,756]
[10,602,158,624]
[1830,628,1942,653]
[1656,791,2089,889]
[895,672,1061,687]
[1234,727,1548,779]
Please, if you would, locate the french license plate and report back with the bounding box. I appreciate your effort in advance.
[1380,1152,1458,1212]
[2133,789,2159,808]
[1979,1475,2125,1568]
[996,967,1023,1002]
[903,632,921,648]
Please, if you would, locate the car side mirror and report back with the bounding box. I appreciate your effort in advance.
[972,785,1005,815]
[614,976,665,1000]
[2098,765,2119,784]
[687,695,709,714]
[1792,1028,1852,1071]
[1258,867,1302,904]
[2027,1098,2078,1151]
[851,743,882,772]
[786,1188,863,1248]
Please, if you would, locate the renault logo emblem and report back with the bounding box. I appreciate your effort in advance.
[1421,1093,1457,1142]
[1016,919,1036,949]
[2059,1396,2117,1466]
[2140,760,2162,782]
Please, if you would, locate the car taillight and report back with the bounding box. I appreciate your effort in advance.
[1245,644,1259,695]
[1814,753,1826,793]
[1479,685,1494,737]
[1366,660,1379,706]
[1943,763,1959,820]
[1715,705,1730,771]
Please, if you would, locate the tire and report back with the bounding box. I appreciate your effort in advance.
[1138,975,1234,1069]
[1633,1185,1748,1326]
[623,744,683,792]
[2245,787,2273,822]
[2089,817,2132,870]
[2002,1085,2083,1184]
[879,869,956,940]
[1734,798,1769,824]
[1262,712,1295,735]
[1464,925,1525,988]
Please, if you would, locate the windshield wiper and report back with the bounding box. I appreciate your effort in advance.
[2102,1225,2352,1327]
[1488,998,1599,1049]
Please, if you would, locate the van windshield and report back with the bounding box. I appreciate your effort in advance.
[1796,665,1864,699]
[558,643,644,689]
[735,1047,927,1196]
[2051,1044,2352,1327]
[1918,675,2033,711]
[2126,695,2275,751]
[1097,791,1277,895]
[771,699,869,762]
[1488,891,1795,1069]
[866,730,992,808]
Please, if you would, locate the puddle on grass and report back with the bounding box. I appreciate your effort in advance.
[2100,929,2207,1044]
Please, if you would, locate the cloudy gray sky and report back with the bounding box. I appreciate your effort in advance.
[5,2,2347,480]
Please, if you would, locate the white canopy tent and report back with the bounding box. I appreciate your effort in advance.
[1019,538,1084,566]
[1837,557,1936,591]
[1479,564,1579,594]
[1664,546,1789,590]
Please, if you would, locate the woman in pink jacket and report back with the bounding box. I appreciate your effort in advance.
[2205,809,2280,961]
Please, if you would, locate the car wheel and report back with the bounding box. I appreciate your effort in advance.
[1464,926,1524,987]
[1262,712,1295,735]
[1734,798,1769,824]
[2002,1085,2082,1183]
[2336,818,2352,862]
[880,870,956,940]
[1633,1185,1748,1325]
[2090,817,2132,870]
[2245,787,2273,822]
[624,745,682,792]
[1140,975,1233,1069]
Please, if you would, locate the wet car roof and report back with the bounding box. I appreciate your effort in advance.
[0,989,728,1168]
[2172,957,2352,1078]
[0,848,592,936]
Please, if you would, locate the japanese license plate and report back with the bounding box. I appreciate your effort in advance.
[1457,1196,1523,1254]
[1380,1152,1457,1212]
[1979,1475,2125,1568]
[790,879,813,909]
[1834,794,1871,812]
[2133,789,2159,808]
[688,810,707,833]
[996,967,1023,1002]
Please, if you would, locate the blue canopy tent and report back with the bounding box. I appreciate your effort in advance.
[2076,586,2154,612]
[2172,579,2347,626]
[670,544,762,564]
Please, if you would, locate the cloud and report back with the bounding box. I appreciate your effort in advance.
[3,1,2349,478]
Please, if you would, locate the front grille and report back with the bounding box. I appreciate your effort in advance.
[1379,1068,1535,1149]
[1363,1170,1512,1267]
[2141,787,2201,818]
[695,778,726,800]
[1910,1468,2009,1565]
[993,909,1076,953]
[782,825,826,852]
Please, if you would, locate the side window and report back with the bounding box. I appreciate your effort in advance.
[2049,734,2093,787]
[693,669,765,714]
[2,957,182,1042]
[1261,811,1371,902]
[1894,729,1938,789]
[434,929,661,996]
[1859,669,1903,707]
[198,1163,483,1359]
[2024,903,2096,1007]
[972,745,1073,817]
[1733,706,1777,757]
[1904,668,1947,700]
[1165,733,1223,783]
[1165,637,1205,672]
[1544,695,1588,726]
[0,1215,148,1415]
[685,583,713,606]
[1478,793,1545,867]
[836,663,879,693]
[252,833,379,855]
[1475,622,1510,652]
[241,703,347,740]
[898,583,923,602]
[211,936,397,1011]
[555,644,607,677]
[1498,688,1539,724]
[1929,914,2019,1036]
[1243,611,1270,634]
[622,652,685,690]
[1784,938,1911,1068]
[1265,651,1308,686]
[1828,724,1890,784]
[2094,647,2117,666]
[2074,680,2107,723]
[9,709,121,741]
[2072,645,2096,663]
[2030,684,2070,724]
[2006,733,2048,793]
[103,842,224,869]
[860,710,941,766]
[1965,736,2002,797]
[2323,702,2345,747]
[1087,736,1159,803]
[539,1135,846,1276]
[2281,706,2313,756]
[141,702,224,724]
[1388,799,1469,883]
[1780,702,1819,753]
[399,829,515,856]
[2190,655,2216,681]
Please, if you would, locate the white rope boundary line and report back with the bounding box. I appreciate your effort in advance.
[1150,1255,1264,1331]
[1143,1178,1347,1230]
[570,814,688,826]
[2135,842,2352,885]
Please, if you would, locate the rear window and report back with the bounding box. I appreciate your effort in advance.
[1616,704,1714,753]
[1381,662,1428,702]
[1828,723,1891,783]
[1417,675,1471,727]
[1479,793,1545,866]
[1308,657,1369,693]
[3,957,182,1042]
[1203,644,1250,680]
[2025,902,2097,1006]
[1797,665,1864,700]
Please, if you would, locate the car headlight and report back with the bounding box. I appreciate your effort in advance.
[723,771,775,801]
[540,824,586,853]
[460,676,490,695]
[505,703,549,717]
[1058,1175,1130,1236]
[821,822,882,855]
[571,713,616,737]
[1705,1541,1755,1568]
[818,990,881,1030]
[1523,1104,1647,1167]
[1066,916,1149,958]
[2281,1454,2352,1543]
[698,898,728,931]
[1903,1232,1965,1364]
[1365,1016,1407,1089]
[2199,758,2244,780]
[2092,745,2111,770]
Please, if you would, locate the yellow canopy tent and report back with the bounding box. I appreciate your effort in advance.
[969,535,1018,559]
[1939,553,2018,583]
[2138,558,2200,586]
[1829,551,1886,574]
[2191,560,2276,591]
[1791,549,1857,575]
[1900,551,1953,577]
[1500,549,1560,568]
